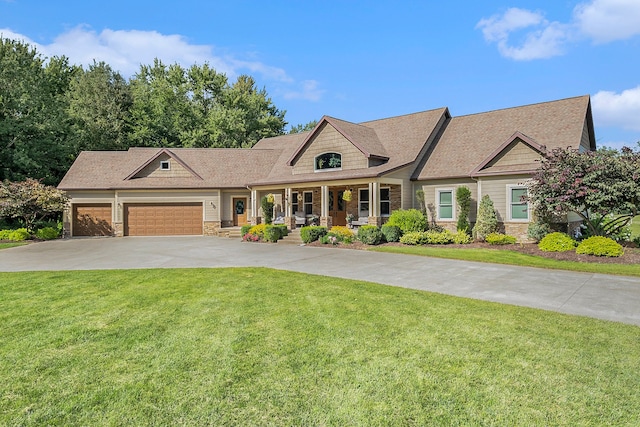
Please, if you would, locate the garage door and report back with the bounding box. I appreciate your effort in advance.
[73,204,113,236]
[124,203,203,236]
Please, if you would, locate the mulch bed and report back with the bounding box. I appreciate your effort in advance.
[307,240,640,265]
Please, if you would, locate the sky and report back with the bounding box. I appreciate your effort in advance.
[1,0,639,149]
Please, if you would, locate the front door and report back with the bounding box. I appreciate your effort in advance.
[329,189,347,226]
[233,197,248,226]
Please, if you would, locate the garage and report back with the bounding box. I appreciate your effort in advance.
[124,203,203,236]
[73,204,113,236]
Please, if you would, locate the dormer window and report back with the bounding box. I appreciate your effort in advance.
[160,160,170,170]
[315,152,342,171]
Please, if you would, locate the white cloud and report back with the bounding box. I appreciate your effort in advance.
[283,80,325,102]
[592,86,640,131]
[478,1,640,60]
[0,25,300,86]
[476,8,569,60]
[574,0,640,43]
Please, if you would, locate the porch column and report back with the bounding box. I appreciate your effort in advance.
[370,182,381,226]
[320,185,332,228]
[251,189,258,225]
[284,187,295,229]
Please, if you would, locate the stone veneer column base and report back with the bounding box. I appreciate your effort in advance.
[204,221,221,236]
[320,216,333,229]
[503,222,531,243]
[113,222,123,237]
[368,216,382,226]
[284,217,296,230]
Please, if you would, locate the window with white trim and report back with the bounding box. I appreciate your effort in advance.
[303,191,313,215]
[437,189,454,220]
[358,188,369,217]
[380,187,390,216]
[291,191,299,213]
[160,160,170,170]
[509,186,529,220]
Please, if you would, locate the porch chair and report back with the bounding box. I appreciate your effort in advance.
[294,211,307,226]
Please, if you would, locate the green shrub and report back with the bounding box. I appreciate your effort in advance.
[261,195,274,225]
[320,234,339,245]
[241,224,253,236]
[381,224,402,242]
[357,225,383,245]
[473,195,499,241]
[300,226,327,243]
[0,229,12,240]
[399,231,429,245]
[538,232,576,252]
[35,227,60,240]
[8,228,30,241]
[485,233,516,245]
[263,225,281,243]
[576,236,623,257]
[527,219,551,242]
[274,224,288,237]
[386,209,426,234]
[423,230,455,244]
[452,230,472,244]
[329,226,355,243]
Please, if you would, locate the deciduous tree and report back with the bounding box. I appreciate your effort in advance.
[0,179,68,232]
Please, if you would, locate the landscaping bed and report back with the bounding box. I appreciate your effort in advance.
[308,240,640,264]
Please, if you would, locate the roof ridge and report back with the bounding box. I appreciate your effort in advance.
[451,95,589,120]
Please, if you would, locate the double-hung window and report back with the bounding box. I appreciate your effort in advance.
[509,187,529,220]
[303,191,313,215]
[358,189,369,217]
[291,191,299,213]
[437,189,454,220]
[380,188,390,216]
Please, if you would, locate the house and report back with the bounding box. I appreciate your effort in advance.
[58,95,595,239]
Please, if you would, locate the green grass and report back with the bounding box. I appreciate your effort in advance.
[371,245,640,277]
[631,215,640,238]
[0,242,27,250]
[1,268,639,426]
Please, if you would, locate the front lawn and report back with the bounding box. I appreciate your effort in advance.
[1,268,638,425]
[0,242,27,250]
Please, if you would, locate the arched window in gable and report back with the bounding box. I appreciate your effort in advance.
[315,152,342,171]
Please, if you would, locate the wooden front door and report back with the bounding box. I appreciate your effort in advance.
[329,189,347,226]
[233,197,248,226]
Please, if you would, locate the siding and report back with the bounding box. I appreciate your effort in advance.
[134,153,194,178]
[221,191,251,222]
[416,179,478,222]
[478,175,530,223]
[580,119,591,151]
[482,141,540,172]
[293,123,368,174]
[386,166,413,209]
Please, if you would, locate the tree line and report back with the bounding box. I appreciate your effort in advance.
[0,37,295,185]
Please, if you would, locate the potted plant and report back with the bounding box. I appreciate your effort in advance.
[346,213,355,228]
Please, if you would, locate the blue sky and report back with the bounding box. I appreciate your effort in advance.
[2,0,639,149]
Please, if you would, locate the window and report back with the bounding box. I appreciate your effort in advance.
[314,152,342,171]
[160,160,170,170]
[380,187,390,216]
[437,189,453,220]
[358,188,369,217]
[291,191,299,213]
[303,191,313,215]
[510,187,529,220]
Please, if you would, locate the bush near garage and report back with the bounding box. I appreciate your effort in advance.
[576,236,624,257]
[7,228,31,241]
[538,232,577,252]
[35,227,60,240]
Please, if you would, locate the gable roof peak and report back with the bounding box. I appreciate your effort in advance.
[124,147,204,181]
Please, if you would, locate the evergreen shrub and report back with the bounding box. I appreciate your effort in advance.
[538,232,576,252]
[381,225,402,242]
[386,209,426,234]
[485,233,516,245]
[300,226,327,243]
[576,236,623,257]
[357,225,383,245]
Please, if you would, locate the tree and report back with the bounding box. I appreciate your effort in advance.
[473,195,498,241]
[528,147,640,237]
[67,61,132,153]
[288,120,318,134]
[0,179,68,232]
[0,38,77,184]
[456,186,471,232]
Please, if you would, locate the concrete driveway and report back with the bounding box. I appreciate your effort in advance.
[1,236,639,326]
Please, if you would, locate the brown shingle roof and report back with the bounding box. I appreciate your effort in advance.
[58,148,282,190]
[413,95,592,180]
